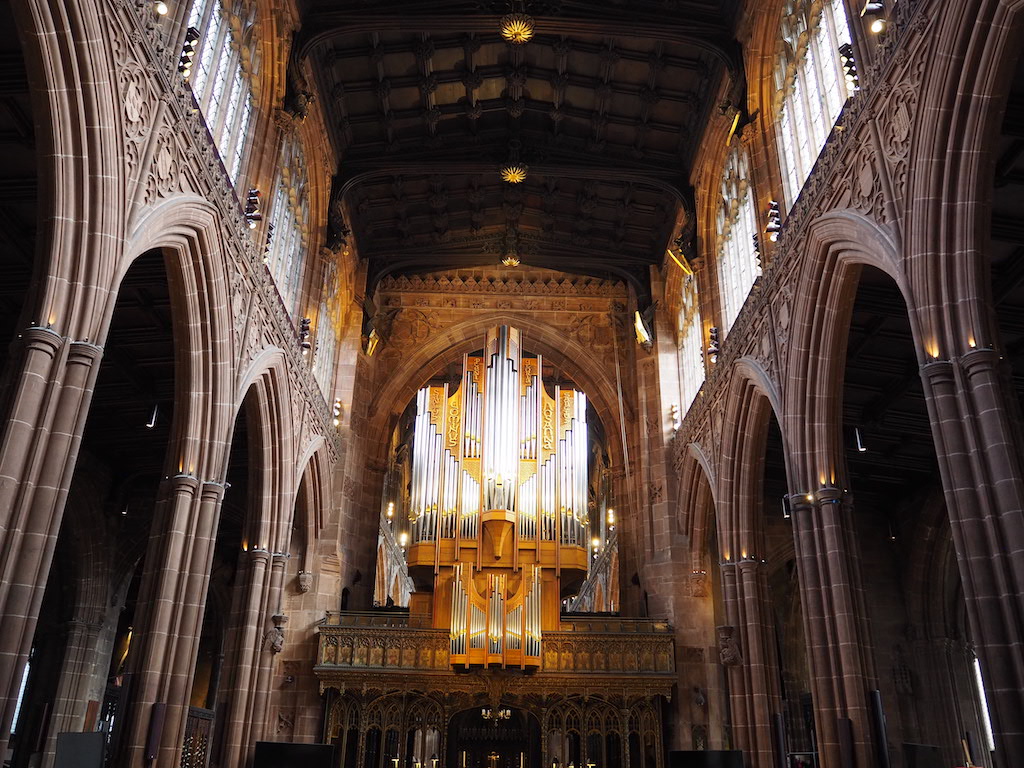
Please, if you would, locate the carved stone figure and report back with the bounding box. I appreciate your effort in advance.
[265,613,289,654]
[717,625,742,666]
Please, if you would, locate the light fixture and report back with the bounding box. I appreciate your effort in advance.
[146,404,158,429]
[500,164,528,184]
[839,43,859,90]
[399,531,409,549]
[481,707,512,722]
[634,311,653,349]
[365,328,380,356]
[333,399,342,427]
[606,508,615,524]
[855,427,867,453]
[244,187,262,228]
[592,537,601,550]
[500,13,534,45]
[178,26,200,78]
[706,326,720,364]
[765,200,782,242]
[386,501,395,520]
[501,254,521,267]
[263,223,274,264]
[299,317,312,355]
[154,1,169,15]
[861,0,886,32]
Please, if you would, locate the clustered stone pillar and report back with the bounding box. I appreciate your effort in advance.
[121,474,227,768]
[718,559,781,767]
[920,348,1024,759]
[789,488,876,768]
[0,330,103,753]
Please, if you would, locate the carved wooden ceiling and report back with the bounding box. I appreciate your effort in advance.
[296,0,744,300]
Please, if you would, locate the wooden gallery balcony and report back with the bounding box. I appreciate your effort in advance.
[314,612,677,699]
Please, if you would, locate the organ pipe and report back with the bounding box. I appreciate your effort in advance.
[405,326,592,669]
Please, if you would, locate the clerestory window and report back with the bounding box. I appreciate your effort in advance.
[678,274,705,414]
[184,0,258,183]
[715,144,761,335]
[774,0,855,209]
[265,136,310,316]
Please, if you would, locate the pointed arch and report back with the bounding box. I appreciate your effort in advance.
[784,209,914,490]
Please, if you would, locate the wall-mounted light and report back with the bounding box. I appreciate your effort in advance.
[333,399,342,427]
[839,43,860,90]
[299,317,312,355]
[263,223,275,264]
[386,501,395,521]
[398,531,408,549]
[178,26,200,78]
[244,188,262,228]
[854,427,868,453]
[154,1,169,15]
[670,404,681,431]
[706,326,720,364]
[765,200,782,242]
[861,0,887,33]
[145,404,159,429]
[634,311,653,350]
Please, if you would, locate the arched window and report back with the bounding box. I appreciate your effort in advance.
[774,0,854,208]
[266,137,310,315]
[312,263,339,395]
[715,145,761,334]
[185,0,258,182]
[677,274,705,414]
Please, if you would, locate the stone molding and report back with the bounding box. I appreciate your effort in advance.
[112,0,339,462]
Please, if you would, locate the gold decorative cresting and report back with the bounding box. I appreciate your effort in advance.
[501,255,521,267]
[500,13,535,44]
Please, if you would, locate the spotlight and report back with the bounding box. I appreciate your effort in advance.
[244,188,262,229]
[178,26,200,78]
[765,200,782,242]
[154,1,169,15]
[333,399,342,427]
[263,223,274,264]
[299,317,312,355]
[838,43,859,90]
[707,326,720,364]
[869,17,887,33]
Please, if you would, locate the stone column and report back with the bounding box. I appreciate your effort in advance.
[920,349,1024,762]
[718,559,782,767]
[0,331,102,751]
[219,549,289,767]
[119,475,226,768]
[41,615,107,768]
[789,489,876,768]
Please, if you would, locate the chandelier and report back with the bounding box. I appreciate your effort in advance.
[500,13,535,44]
[481,707,512,722]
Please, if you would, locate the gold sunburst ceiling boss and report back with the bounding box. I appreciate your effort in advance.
[500,164,528,183]
[500,13,535,44]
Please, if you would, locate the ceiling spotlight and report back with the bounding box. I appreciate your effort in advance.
[500,13,535,45]
[869,17,887,33]
[179,27,200,79]
[154,1,169,15]
[500,164,528,183]
[501,254,521,267]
